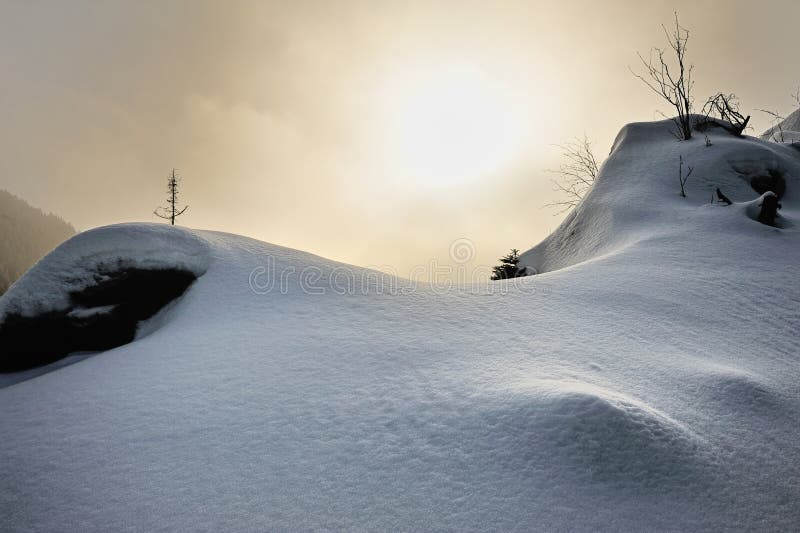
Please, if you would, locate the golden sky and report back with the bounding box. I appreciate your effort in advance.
[1,0,798,276]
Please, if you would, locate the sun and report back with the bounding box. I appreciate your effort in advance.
[387,65,525,186]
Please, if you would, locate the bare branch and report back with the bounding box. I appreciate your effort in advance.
[631,13,694,140]
[758,109,787,143]
[545,134,601,214]
[678,155,693,197]
[701,93,750,135]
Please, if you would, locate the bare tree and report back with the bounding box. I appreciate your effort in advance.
[154,169,189,225]
[758,85,800,143]
[759,109,786,143]
[678,155,693,197]
[631,13,694,140]
[546,134,600,214]
[702,93,750,135]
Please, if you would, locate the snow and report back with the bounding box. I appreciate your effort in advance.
[1,119,800,530]
[67,305,116,319]
[520,116,800,273]
[761,107,800,143]
[741,191,783,226]
[0,223,211,319]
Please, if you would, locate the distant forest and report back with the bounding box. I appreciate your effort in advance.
[0,190,75,294]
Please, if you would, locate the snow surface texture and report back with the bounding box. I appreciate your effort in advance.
[1,120,800,531]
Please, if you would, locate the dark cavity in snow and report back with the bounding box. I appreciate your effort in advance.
[0,268,197,372]
[749,168,786,199]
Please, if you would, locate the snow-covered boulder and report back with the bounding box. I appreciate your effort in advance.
[0,224,210,371]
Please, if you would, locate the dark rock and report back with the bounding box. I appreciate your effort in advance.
[758,194,782,227]
[750,169,786,199]
[0,268,197,372]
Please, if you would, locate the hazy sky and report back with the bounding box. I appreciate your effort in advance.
[1,0,798,276]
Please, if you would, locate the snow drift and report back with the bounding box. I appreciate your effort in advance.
[1,119,800,531]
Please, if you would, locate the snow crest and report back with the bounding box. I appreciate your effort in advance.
[479,379,705,489]
[0,223,211,320]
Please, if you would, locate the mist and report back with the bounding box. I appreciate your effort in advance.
[1,0,797,275]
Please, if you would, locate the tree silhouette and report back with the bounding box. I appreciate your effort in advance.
[701,93,750,136]
[546,134,600,214]
[759,86,800,143]
[154,169,188,225]
[491,249,528,280]
[631,13,695,140]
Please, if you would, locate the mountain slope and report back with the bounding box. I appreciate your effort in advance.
[520,116,800,273]
[0,190,76,294]
[0,120,799,531]
[760,107,800,143]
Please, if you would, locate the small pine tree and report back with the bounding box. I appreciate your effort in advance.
[491,248,528,280]
[154,169,188,225]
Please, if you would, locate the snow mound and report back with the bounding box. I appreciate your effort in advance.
[538,382,700,481]
[0,223,210,320]
[739,191,787,227]
[694,365,783,413]
[494,380,703,487]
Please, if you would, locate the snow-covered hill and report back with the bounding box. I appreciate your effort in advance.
[1,119,799,531]
[520,116,800,273]
[761,107,800,143]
